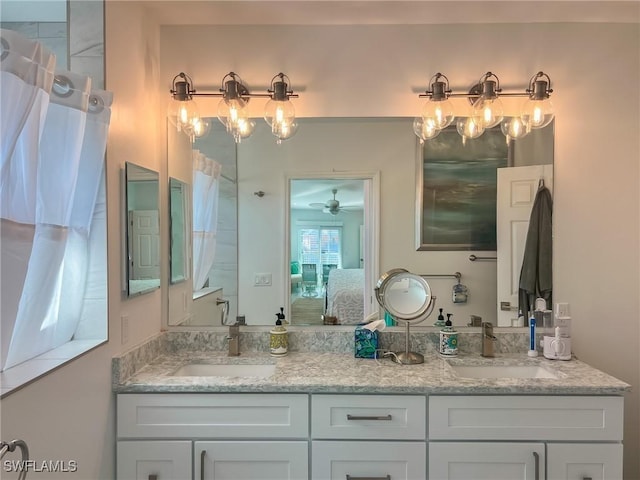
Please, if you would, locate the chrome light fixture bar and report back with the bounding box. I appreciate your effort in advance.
[169,71,299,144]
[415,71,554,143]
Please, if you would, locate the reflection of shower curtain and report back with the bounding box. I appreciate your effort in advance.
[192,150,221,291]
[1,28,112,370]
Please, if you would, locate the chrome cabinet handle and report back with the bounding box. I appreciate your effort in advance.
[346,414,392,421]
[346,476,391,480]
[148,476,157,480]
[533,451,540,480]
[200,450,206,480]
[583,478,593,480]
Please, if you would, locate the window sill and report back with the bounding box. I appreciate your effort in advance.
[0,338,106,398]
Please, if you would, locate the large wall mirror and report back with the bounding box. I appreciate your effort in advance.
[124,162,160,297]
[165,117,553,327]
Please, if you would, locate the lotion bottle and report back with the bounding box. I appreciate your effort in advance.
[269,308,288,356]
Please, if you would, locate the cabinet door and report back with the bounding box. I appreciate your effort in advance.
[312,441,426,480]
[429,442,544,480]
[196,441,308,480]
[547,443,623,480]
[117,440,191,480]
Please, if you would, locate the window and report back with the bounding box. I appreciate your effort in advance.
[298,227,342,273]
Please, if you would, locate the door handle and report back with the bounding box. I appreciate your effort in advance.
[200,450,206,480]
[346,414,392,421]
[533,451,540,480]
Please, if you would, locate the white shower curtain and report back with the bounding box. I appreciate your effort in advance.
[1,27,112,371]
[0,29,55,370]
[192,150,221,291]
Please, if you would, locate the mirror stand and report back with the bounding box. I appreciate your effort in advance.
[394,321,424,364]
[375,269,435,365]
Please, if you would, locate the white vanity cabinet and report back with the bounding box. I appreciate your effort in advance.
[310,394,427,480]
[116,393,309,480]
[428,396,624,480]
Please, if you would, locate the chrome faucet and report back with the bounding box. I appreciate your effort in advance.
[226,316,245,357]
[482,322,497,357]
[227,323,240,356]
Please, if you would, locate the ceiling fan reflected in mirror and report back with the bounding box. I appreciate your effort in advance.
[309,188,358,216]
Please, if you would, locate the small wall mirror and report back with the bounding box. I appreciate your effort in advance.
[124,162,160,297]
[169,177,189,284]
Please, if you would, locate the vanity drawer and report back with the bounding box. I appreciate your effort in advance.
[117,393,308,439]
[312,441,426,480]
[311,394,426,440]
[429,395,623,441]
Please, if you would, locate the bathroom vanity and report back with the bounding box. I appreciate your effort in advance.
[113,338,629,480]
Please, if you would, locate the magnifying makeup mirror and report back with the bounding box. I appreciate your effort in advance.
[375,268,435,364]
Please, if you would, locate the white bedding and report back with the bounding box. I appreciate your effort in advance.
[326,268,364,325]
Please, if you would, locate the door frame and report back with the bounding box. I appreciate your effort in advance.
[285,171,380,323]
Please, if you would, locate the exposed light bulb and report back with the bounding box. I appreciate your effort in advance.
[456,116,485,142]
[264,98,297,143]
[521,97,554,129]
[413,116,441,142]
[218,97,254,143]
[169,97,199,134]
[191,117,211,138]
[273,120,298,144]
[472,95,504,129]
[500,116,530,140]
[234,117,255,143]
[421,98,455,130]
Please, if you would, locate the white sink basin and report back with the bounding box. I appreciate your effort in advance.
[451,365,557,379]
[170,363,276,378]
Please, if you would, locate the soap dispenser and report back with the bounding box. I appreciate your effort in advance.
[439,313,458,356]
[270,307,288,357]
[434,308,446,327]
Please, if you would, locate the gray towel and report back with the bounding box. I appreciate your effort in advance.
[518,185,553,321]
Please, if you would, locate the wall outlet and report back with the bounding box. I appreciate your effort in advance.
[121,315,129,345]
[254,273,272,286]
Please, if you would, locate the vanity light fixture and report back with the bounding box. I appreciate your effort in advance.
[169,72,199,136]
[169,71,300,144]
[415,71,554,143]
[264,73,298,144]
[216,72,255,143]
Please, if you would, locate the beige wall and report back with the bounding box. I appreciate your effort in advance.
[0,2,162,479]
[161,22,640,477]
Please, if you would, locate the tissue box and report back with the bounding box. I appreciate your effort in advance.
[354,326,378,358]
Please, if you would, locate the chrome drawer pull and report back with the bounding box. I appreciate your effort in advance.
[148,476,157,480]
[533,451,540,480]
[346,476,391,480]
[346,414,392,421]
[583,478,593,480]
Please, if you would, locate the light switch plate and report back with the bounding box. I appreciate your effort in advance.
[254,273,272,286]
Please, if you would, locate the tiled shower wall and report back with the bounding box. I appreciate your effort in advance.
[2,0,104,88]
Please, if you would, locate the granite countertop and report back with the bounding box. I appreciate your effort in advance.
[114,350,630,395]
